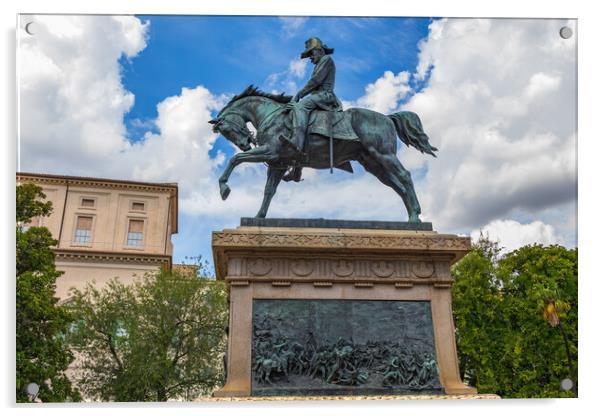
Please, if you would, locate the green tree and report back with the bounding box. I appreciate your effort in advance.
[452,236,578,398]
[451,235,504,393]
[67,266,229,401]
[16,183,80,402]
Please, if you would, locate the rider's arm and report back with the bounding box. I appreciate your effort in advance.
[297,56,333,98]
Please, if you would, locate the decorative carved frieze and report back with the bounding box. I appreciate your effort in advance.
[248,258,272,276]
[213,227,470,282]
[291,259,314,276]
[232,257,447,281]
[332,259,354,277]
[371,260,395,278]
[412,261,435,278]
[213,230,470,252]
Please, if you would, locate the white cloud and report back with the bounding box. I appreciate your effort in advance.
[18,16,578,254]
[288,59,308,78]
[343,70,411,113]
[18,15,229,215]
[278,17,308,37]
[400,18,577,244]
[125,86,227,197]
[265,58,308,94]
[19,15,148,173]
[470,219,562,253]
[336,18,577,249]
[525,72,562,99]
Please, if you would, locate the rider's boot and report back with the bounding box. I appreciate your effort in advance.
[282,166,303,182]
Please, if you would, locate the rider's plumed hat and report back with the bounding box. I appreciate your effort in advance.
[300,37,334,59]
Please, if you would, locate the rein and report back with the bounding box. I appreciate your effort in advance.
[222,103,288,146]
[257,106,287,133]
[219,111,257,145]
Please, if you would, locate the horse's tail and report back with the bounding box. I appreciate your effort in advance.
[388,111,437,157]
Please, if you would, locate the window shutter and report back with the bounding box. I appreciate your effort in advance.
[128,219,144,233]
[81,198,95,207]
[77,216,93,230]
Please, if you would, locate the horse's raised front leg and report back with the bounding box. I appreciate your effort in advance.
[256,166,286,218]
[218,146,275,200]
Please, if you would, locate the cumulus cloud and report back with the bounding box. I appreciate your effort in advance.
[470,219,563,253]
[288,59,308,78]
[265,58,308,94]
[124,86,228,200]
[18,15,229,215]
[18,16,578,254]
[343,70,412,114]
[400,18,577,244]
[19,15,149,173]
[334,18,577,249]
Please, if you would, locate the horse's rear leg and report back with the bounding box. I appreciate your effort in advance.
[256,166,287,218]
[359,148,422,222]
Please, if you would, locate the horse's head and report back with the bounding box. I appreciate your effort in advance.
[209,112,254,152]
[209,85,292,152]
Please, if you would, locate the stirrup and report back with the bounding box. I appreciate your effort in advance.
[282,167,303,183]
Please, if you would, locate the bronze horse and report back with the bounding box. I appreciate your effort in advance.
[209,86,437,222]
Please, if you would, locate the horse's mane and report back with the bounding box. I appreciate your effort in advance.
[219,85,292,115]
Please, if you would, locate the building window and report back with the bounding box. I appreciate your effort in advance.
[81,198,95,208]
[19,216,41,231]
[127,219,144,247]
[74,216,93,244]
[131,201,145,211]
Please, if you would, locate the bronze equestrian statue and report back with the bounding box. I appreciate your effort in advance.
[209,37,437,222]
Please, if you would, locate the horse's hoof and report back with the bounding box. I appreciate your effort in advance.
[220,184,231,200]
[408,215,422,223]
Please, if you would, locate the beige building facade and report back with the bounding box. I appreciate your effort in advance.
[17,172,178,299]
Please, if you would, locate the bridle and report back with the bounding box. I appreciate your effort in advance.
[214,112,257,146]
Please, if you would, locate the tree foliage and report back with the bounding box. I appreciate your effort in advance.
[16,183,80,402]
[67,267,229,401]
[452,236,578,398]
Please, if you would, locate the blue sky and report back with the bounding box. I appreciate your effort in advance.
[121,16,433,155]
[120,15,434,267]
[18,15,577,273]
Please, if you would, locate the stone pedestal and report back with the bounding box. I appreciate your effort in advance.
[212,222,477,397]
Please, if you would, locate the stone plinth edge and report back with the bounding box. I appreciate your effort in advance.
[212,226,470,281]
[203,393,500,402]
[240,217,433,231]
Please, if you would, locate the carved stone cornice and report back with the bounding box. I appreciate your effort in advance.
[213,226,470,281]
[53,248,171,267]
[17,172,177,195]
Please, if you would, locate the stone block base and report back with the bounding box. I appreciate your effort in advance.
[212,223,477,397]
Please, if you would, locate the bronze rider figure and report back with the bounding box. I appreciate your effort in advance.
[280,37,342,182]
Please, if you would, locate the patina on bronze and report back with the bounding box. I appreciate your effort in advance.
[209,38,436,220]
[251,299,443,396]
